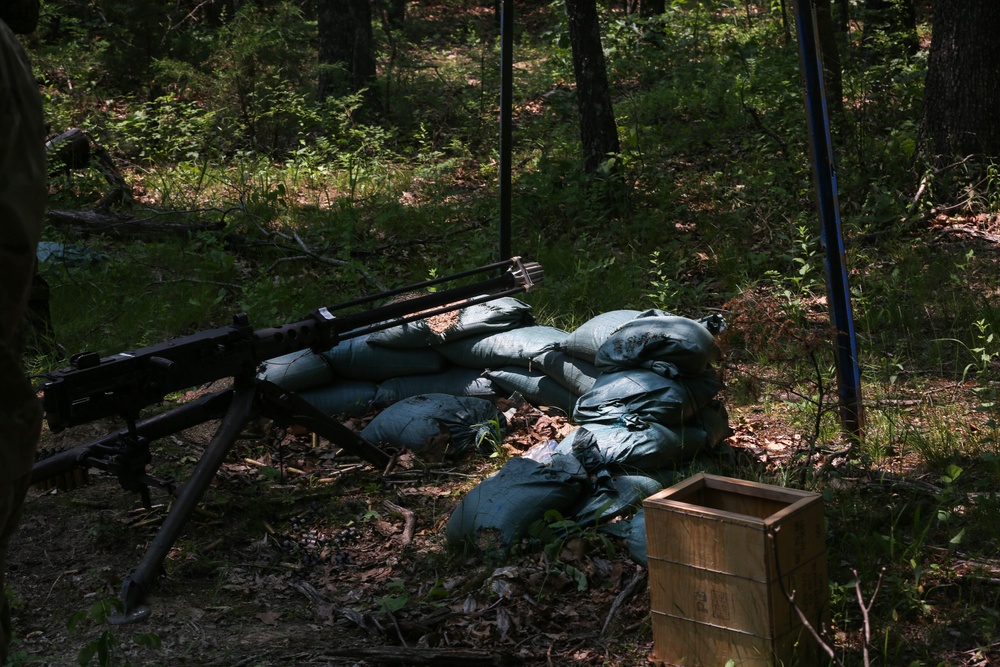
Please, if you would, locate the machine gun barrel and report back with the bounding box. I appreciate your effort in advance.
[41,257,542,433]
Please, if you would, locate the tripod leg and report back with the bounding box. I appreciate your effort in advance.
[257,380,390,469]
[110,382,257,624]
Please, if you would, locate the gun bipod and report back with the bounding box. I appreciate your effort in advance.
[30,377,390,625]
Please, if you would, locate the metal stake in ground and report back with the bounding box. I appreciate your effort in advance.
[793,0,864,442]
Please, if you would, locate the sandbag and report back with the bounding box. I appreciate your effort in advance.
[445,454,587,555]
[691,400,733,449]
[360,393,504,457]
[436,325,567,369]
[364,318,439,348]
[373,368,498,407]
[442,296,535,341]
[595,312,721,378]
[558,310,642,363]
[484,367,579,414]
[367,296,535,348]
[258,350,333,392]
[531,350,600,396]
[556,421,711,472]
[625,509,648,567]
[572,471,663,528]
[298,381,378,416]
[573,368,721,427]
[320,334,448,381]
[637,308,728,337]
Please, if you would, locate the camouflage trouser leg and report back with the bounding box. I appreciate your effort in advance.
[0,471,32,665]
[0,17,47,664]
[0,339,43,664]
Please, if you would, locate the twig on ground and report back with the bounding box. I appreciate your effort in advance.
[385,608,409,648]
[383,499,417,546]
[599,570,646,638]
[290,580,375,632]
[854,568,884,667]
[769,525,842,665]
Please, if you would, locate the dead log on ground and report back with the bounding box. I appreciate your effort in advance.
[45,127,132,208]
[319,647,525,665]
[46,209,225,239]
[45,128,90,175]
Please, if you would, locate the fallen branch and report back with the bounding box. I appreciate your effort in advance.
[318,647,524,665]
[46,127,132,207]
[383,499,417,546]
[46,208,224,238]
[934,224,1000,245]
[599,570,646,637]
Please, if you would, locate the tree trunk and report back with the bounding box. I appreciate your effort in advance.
[317,0,377,104]
[637,0,665,17]
[923,0,1000,158]
[814,0,842,115]
[564,0,621,174]
[381,0,407,27]
[834,0,849,36]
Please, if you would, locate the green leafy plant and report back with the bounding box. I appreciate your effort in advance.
[378,581,410,614]
[527,510,615,595]
[647,248,710,313]
[68,599,161,667]
[475,418,506,460]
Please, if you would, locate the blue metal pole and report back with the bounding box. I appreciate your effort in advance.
[792,0,864,440]
[499,0,513,263]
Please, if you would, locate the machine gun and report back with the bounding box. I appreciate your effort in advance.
[31,257,542,624]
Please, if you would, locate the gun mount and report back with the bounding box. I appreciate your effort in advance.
[32,257,542,623]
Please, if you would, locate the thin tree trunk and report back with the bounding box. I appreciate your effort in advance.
[814,0,842,115]
[834,0,848,35]
[564,0,621,174]
[317,0,377,105]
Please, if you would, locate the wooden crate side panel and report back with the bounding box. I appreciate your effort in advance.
[648,558,776,637]
[766,554,831,635]
[651,612,826,667]
[767,501,827,579]
[649,554,830,639]
[645,509,771,581]
[644,506,827,585]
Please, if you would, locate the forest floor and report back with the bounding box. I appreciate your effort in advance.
[8,382,828,667]
[13,210,1000,663]
[12,219,1000,666]
[10,378,997,667]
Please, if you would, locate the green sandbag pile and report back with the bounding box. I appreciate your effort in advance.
[446,307,732,557]
[260,297,732,563]
[257,297,567,441]
[360,393,504,458]
[445,454,588,556]
[257,297,539,416]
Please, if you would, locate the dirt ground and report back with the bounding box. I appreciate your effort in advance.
[10,396,684,667]
[15,371,992,667]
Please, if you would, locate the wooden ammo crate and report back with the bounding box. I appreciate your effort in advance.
[644,473,829,667]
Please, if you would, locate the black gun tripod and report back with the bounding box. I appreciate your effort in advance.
[33,373,391,624]
[31,257,542,624]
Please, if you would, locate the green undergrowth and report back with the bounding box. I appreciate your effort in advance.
[24,1,1000,664]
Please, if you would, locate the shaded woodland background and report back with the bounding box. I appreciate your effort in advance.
[11,0,1000,665]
